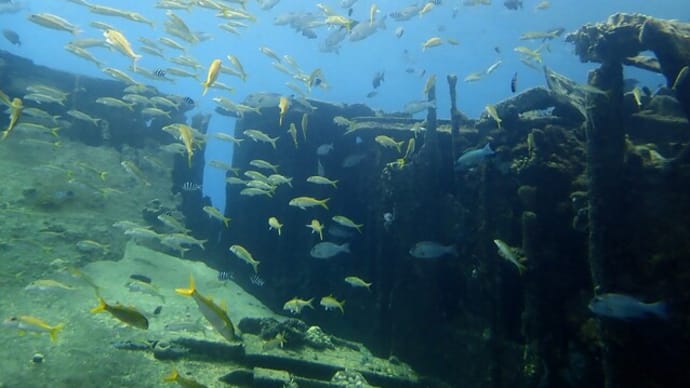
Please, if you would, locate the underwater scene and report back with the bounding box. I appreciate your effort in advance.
[2,0,690,387]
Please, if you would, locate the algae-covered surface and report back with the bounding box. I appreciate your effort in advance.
[0,136,240,387]
[0,238,280,388]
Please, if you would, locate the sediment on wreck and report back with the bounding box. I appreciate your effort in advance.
[568,13,690,388]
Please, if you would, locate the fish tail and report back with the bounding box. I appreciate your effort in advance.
[163,369,179,382]
[320,198,330,210]
[270,136,279,149]
[651,301,670,320]
[90,297,107,314]
[339,301,346,314]
[307,298,315,309]
[252,261,260,274]
[49,323,66,342]
[175,274,196,296]
[223,217,231,229]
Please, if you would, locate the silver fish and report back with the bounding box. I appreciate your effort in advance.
[409,241,457,259]
[310,242,350,259]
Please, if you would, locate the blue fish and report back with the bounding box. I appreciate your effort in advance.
[454,143,494,171]
[588,293,668,321]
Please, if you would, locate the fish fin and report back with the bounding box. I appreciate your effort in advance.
[484,143,494,154]
[175,274,196,296]
[342,243,351,253]
[163,369,179,382]
[90,297,107,313]
[321,198,330,210]
[49,323,66,342]
[650,301,669,320]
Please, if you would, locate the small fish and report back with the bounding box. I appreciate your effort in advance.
[2,28,20,45]
[342,153,366,168]
[163,369,208,388]
[320,295,345,314]
[243,129,279,149]
[121,160,151,186]
[103,29,141,70]
[250,159,279,173]
[375,135,404,153]
[218,271,234,281]
[76,240,109,254]
[493,239,526,274]
[126,280,165,303]
[229,245,260,273]
[283,297,314,315]
[395,26,404,38]
[510,72,518,93]
[25,279,76,291]
[202,59,222,96]
[672,65,688,91]
[175,275,237,342]
[249,274,265,287]
[372,71,385,89]
[332,215,363,233]
[404,100,436,114]
[422,37,442,51]
[588,293,668,321]
[289,196,330,210]
[316,143,334,156]
[278,96,289,126]
[483,106,502,129]
[28,13,81,35]
[287,123,298,148]
[268,217,283,235]
[90,296,149,329]
[202,205,231,228]
[306,219,325,240]
[182,182,202,191]
[454,143,494,170]
[344,276,372,291]
[3,315,66,342]
[307,175,338,188]
[409,241,458,259]
[153,68,167,78]
[310,241,350,259]
[485,60,502,75]
[503,0,523,10]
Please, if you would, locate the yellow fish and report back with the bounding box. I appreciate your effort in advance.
[278,96,289,126]
[176,275,237,342]
[375,135,404,153]
[422,37,442,51]
[176,124,195,167]
[320,295,345,314]
[306,219,324,240]
[229,245,260,273]
[485,104,502,128]
[344,276,372,291]
[202,59,222,96]
[369,4,379,24]
[163,369,207,388]
[3,315,65,342]
[91,296,149,329]
[1,95,23,140]
[268,216,283,236]
[103,29,142,70]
